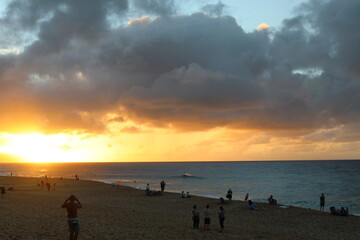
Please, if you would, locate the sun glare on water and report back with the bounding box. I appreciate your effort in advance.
[0,133,85,163]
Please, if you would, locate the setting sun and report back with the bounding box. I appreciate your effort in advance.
[0,133,87,163]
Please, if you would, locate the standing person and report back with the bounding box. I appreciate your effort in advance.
[192,205,200,229]
[218,206,225,231]
[146,183,150,192]
[320,193,325,211]
[46,182,51,191]
[245,193,249,201]
[203,204,212,230]
[160,180,166,192]
[61,195,82,240]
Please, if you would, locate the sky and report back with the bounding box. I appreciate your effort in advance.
[1,0,360,163]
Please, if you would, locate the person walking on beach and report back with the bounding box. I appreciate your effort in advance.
[61,195,82,240]
[203,204,212,230]
[218,206,225,231]
[192,205,200,229]
[160,180,166,192]
[320,193,325,211]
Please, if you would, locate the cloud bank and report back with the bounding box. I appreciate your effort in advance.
[0,0,360,144]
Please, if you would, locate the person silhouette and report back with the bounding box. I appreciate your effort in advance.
[61,195,82,240]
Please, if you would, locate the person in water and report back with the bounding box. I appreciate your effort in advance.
[61,195,82,240]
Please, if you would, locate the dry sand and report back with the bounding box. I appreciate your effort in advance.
[0,176,359,240]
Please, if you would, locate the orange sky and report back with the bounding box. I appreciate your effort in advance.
[1,1,360,162]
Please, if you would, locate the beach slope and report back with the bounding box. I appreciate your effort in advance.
[0,176,359,240]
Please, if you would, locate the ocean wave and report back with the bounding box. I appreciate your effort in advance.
[170,173,204,179]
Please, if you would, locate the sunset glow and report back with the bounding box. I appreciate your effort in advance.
[257,23,270,30]
[0,0,360,163]
[0,134,86,163]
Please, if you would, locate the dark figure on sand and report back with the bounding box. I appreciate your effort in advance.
[203,204,212,230]
[248,200,256,210]
[268,195,277,205]
[245,193,249,201]
[160,180,166,192]
[0,186,6,197]
[218,206,225,231]
[192,205,200,229]
[46,182,51,191]
[62,195,82,240]
[340,207,349,216]
[226,189,232,200]
[320,193,325,211]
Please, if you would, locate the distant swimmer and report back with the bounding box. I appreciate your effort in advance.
[320,193,325,211]
[61,195,82,240]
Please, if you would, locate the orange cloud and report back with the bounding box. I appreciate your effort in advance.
[257,23,270,30]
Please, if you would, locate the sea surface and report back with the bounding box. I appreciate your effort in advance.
[1,160,360,215]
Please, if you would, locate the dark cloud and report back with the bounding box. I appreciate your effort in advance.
[201,1,226,16]
[132,0,176,16]
[0,0,360,142]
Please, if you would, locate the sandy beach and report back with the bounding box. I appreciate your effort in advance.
[0,176,359,240]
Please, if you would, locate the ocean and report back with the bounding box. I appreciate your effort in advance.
[1,160,359,215]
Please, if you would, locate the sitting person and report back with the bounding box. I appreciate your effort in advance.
[330,206,339,215]
[181,191,186,198]
[154,191,162,196]
[248,200,256,210]
[268,195,277,205]
[339,207,349,216]
[226,189,233,200]
[185,192,191,198]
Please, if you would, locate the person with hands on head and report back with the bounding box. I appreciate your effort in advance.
[61,195,82,240]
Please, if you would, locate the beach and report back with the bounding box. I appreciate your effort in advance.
[0,176,359,240]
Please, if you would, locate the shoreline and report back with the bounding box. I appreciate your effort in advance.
[2,174,359,217]
[1,176,360,240]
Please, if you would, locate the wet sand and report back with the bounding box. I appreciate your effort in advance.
[0,176,359,240]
